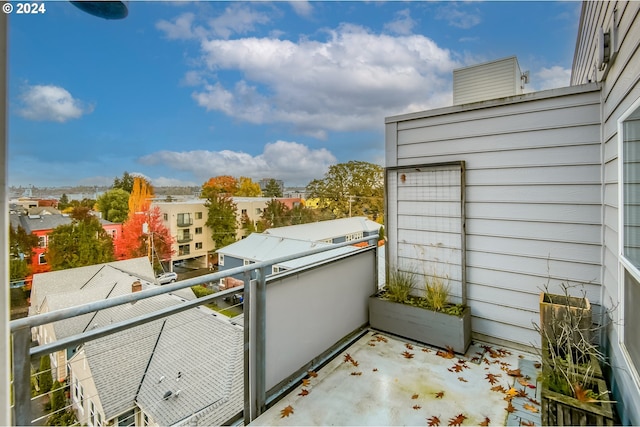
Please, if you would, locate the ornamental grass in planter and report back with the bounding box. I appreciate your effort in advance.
[369,267,470,354]
[536,284,615,426]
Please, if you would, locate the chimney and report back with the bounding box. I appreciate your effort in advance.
[132,280,142,293]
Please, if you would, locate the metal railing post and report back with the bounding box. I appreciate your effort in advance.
[255,267,267,416]
[243,270,252,425]
[12,326,32,426]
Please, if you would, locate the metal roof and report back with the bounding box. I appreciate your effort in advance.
[263,217,382,242]
[216,233,335,262]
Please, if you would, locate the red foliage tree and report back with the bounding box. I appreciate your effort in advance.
[118,206,174,270]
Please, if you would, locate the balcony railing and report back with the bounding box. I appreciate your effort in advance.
[176,233,193,243]
[176,217,192,227]
[9,235,379,426]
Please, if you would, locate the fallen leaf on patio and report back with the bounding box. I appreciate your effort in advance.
[491,385,506,393]
[458,377,468,382]
[412,393,419,399]
[280,405,294,418]
[516,389,528,398]
[507,368,522,377]
[523,403,539,413]
[351,360,359,367]
[448,413,467,426]
[497,348,512,356]
[483,358,491,365]
[372,368,378,372]
[375,335,388,342]
[521,421,535,426]
[458,358,466,364]
[534,362,542,369]
[298,389,309,397]
[422,348,431,353]
[406,343,414,350]
[485,373,501,385]
[368,343,376,347]
[506,388,519,398]
[528,397,540,405]
[451,364,464,373]
[351,371,362,376]
[436,348,455,359]
[519,354,524,358]
[427,416,441,426]
[413,405,422,410]
[301,379,311,387]
[505,401,516,413]
[518,377,536,389]
[402,351,414,359]
[479,417,490,426]
[471,356,480,363]
[344,354,354,363]
[308,370,318,378]
[435,391,445,399]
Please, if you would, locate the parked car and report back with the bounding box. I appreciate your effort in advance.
[157,272,178,285]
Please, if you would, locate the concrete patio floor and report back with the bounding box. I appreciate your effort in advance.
[251,331,542,426]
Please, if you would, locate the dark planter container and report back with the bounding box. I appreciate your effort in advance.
[369,295,471,354]
[541,378,614,426]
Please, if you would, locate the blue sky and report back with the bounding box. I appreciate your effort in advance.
[9,1,581,188]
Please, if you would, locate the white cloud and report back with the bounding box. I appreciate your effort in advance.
[156,12,200,40]
[436,4,482,29]
[384,9,416,36]
[208,4,271,39]
[139,140,337,185]
[533,66,571,91]
[191,24,459,137]
[150,177,199,187]
[18,84,93,122]
[289,1,313,18]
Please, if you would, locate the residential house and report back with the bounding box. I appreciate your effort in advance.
[30,257,243,426]
[384,2,640,423]
[263,216,382,244]
[216,233,359,285]
[232,197,271,239]
[152,199,214,269]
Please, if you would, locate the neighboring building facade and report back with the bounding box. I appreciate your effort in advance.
[384,2,640,423]
[152,199,214,269]
[232,197,271,239]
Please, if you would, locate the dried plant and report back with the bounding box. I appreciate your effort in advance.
[384,267,416,303]
[424,273,450,312]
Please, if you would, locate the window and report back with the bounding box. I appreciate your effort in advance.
[272,266,283,274]
[89,400,102,426]
[195,227,203,235]
[255,208,263,215]
[177,213,192,226]
[243,259,254,266]
[195,211,203,219]
[163,213,168,221]
[345,232,364,242]
[38,235,47,248]
[219,254,224,266]
[74,380,84,413]
[38,253,47,265]
[241,209,247,215]
[178,244,190,256]
[195,242,203,250]
[620,101,640,378]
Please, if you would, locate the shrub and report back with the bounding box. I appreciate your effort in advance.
[38,356,53,393]
[384,268,416,303]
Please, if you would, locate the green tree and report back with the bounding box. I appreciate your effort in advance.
[289,203,317,225]
[113,171,135,193]
[240,212,256,236]
[263,179,283,197]
[57,193,70,210]
[96,188,130,223]
[260,199,290,230]
[205,195,238,249]
[9,224,38,281]
[38,356,53,393]
[306,161,383,219]
[46,216,115,270]
[67,198,96,211]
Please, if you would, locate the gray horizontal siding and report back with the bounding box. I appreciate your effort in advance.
[387,85,602,348]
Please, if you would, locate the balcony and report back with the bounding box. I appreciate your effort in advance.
[176,233,193,243]
[176,216,192,227]
[1,236,599,426]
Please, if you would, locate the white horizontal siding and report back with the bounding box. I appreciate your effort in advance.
[453,57,520,105]
[386,84,602,349]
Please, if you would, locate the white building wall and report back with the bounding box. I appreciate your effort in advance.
[571,2,640,424]
[386,84,601,349]
[453,57,523,105]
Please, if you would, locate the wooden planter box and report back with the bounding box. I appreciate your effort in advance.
[542,348,604,380]
[541,378,614,426]
[369,295,471,354]
[540,292,592,346]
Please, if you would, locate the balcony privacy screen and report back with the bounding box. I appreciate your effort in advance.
[386,162,466,304]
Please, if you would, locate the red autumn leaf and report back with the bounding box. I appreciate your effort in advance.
[307,370,318,378]
[448,413,467,426]
[280,405,294,418]
[427,416,441,426]
[411,393,419,399]
[413,405,422,410]
[435,391,445,399]
[518,377,536,389]
[298,389,309,397]
[402,351,415,359]
[485,373,501,385]
[405,343,414,350]
[479,417,491,426]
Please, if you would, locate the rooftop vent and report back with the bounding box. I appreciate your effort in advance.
[132,280,142,293]
[453,56,528,105]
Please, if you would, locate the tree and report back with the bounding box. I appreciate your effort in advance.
[96,188,130,223]
[65,198,96,212]
[259,199,290,230]
[306,161,383,219]
[9,224,39,281]
[38,356,53,393]
[46,216,115,270]
[128,176,154,214]
[205,195,238,249]
[113,171,135,193]
[119,207,174,270]
[236,176,262,197]
[263,179,283,197]
[240,212,256,237]
[57,193,70,211]
[289,203,317,225]
[202,175,239,198]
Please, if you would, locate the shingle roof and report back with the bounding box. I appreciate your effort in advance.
[15,213,73,233]
[263,216,381,242]
[216,233,335,262]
